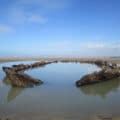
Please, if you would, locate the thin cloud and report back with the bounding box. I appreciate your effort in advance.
[9,7,47,24]
[28,15,48,24]
[7,0,69,25]
[10,7,26,24]
[86,43,106,49]
[20,0,69,9]
[82,41,120,50]
[0,25,14,33]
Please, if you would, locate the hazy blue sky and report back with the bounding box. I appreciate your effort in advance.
[0,0,120,57]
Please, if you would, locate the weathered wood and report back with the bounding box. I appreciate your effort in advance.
[2,61,57,87]
[76,63,120,87]
[3,67,43,87]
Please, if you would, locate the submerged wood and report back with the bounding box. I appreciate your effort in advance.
[76,62,120,87]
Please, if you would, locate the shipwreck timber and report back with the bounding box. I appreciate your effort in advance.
[2,59,120,87]
[76,62,120,87]
[2,67,43,87]
[2,61,56,88]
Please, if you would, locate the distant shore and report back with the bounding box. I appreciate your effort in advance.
[0,57,120,64]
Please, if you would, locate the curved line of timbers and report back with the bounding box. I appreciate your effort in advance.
[2,60,120,88]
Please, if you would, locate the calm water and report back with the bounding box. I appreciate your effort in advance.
[0,62,120,120]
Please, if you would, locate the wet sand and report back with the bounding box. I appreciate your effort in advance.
[1,113,120,120]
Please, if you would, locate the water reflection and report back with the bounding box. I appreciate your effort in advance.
[7,87,24,102]
[79,78,120,98]
[3,76,11,86]
[3,77,25,102]
[1,62,120,119]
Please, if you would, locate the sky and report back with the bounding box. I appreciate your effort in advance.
[0,0,120,57]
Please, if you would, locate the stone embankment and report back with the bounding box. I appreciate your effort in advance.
[2,61,57,87]
[76,61,120,87]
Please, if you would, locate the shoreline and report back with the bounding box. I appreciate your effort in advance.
[0,57,120,64]
[2,57,120,87]
[1,58,120,119]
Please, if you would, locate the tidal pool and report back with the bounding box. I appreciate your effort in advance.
[0,62,120,120]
